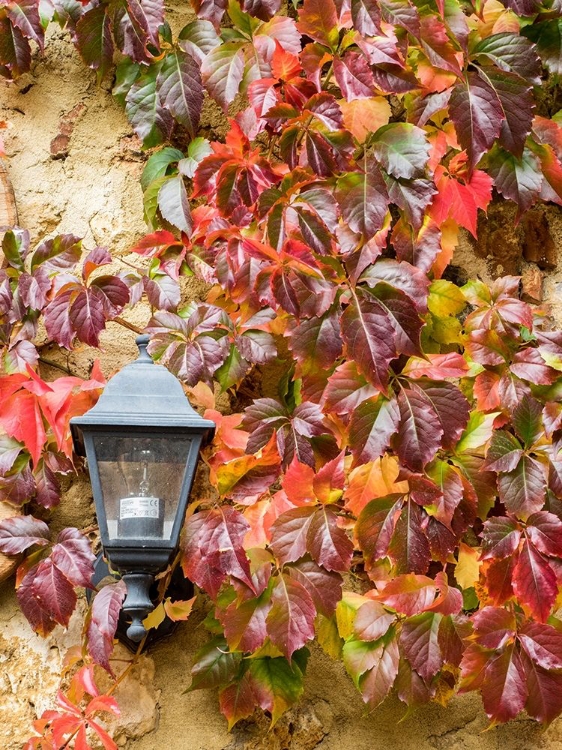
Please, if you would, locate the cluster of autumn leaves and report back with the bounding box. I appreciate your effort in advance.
[4,0,562,741]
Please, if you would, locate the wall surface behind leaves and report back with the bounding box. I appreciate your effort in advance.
[4,17,562,750]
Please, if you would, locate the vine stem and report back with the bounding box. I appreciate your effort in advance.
[113,316,144,334]
[38,357,73,374]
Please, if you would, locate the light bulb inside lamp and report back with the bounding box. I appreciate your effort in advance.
[117,447,164,539]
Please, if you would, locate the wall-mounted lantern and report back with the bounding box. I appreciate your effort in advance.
[70,335,215,642]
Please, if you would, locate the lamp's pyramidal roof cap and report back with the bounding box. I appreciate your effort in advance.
[70,334,216,435]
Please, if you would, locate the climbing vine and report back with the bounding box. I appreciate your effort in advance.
[3,0,562,743]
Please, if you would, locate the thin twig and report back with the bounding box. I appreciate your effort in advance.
[113,317,144,334]
[38,357,73,375]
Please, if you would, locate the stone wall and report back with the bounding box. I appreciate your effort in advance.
[3,20,562,750]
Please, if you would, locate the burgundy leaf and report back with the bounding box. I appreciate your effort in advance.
[158,50,203,138]
[18,559,77,633]
[348,396,400,464]
[481,516,521,560]
[87,580,127,674]
[69,286,107,348]
[498,455,546,520]
[340,290,396,394]
[336,160,389,239]
[286,559,343,617]
[449,71,503,172]
[0,515,50,554]
[388,499,431,575]
[306,506,353,573]
[392,387,443,472]
[51,527,95,589]
[266,574,316,660]
[410,380,470,450]
[182,507,256,597]
[270,506,316,565]
[400,611,443,682]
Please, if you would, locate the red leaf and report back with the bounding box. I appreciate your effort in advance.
[484,556,515,606]
[522,651,562,725]
[449,71,503,173]
[400,611,443,682]
[306,506,353,572]
[18,559,77,633]
[297,0,339,49]
[519,621,562,670]
[182,507,256,597]
[526,511,562,556]
[0,389,46,467]
[286,559,343,617]
[222,594,270,653]
[269,506,316,565]
[429,166,493,237]
[353,600,395,641]
[266,574,316,660]
[378,573,437,616]
[312,451,345,504]
[218,672,257,730]
[51,528,95,589]
[392,387,443,472]
[472,606,517,649]
[0,515,50,554]
[481,645,528,724]
[512,539,557,622]
[87,581,127,674]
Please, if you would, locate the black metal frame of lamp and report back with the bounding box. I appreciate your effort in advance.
[71,335,215,644]
[87,555,194,650]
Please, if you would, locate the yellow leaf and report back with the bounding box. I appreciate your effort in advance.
[143,602,166,630]
[340,97,391,143]
[455,543,481,590]
[164,596,196,622]
[316,613,343,659]
[432,218,458,279]
[431,315,462,345]
[428,279,466,317]
[335,592,370,640]
[344,455,408,516]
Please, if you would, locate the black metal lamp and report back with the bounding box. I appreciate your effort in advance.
[70,335,215,642]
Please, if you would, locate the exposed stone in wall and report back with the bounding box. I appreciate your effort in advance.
[4,15,562,750]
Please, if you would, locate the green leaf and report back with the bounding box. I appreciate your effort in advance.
[487,146,542,215]
[141,147,184,191]
[248,654,308,725]
[188,637,242,691]
[75,5,114,82]
[372,123,431,180]
[125,64,174,148]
